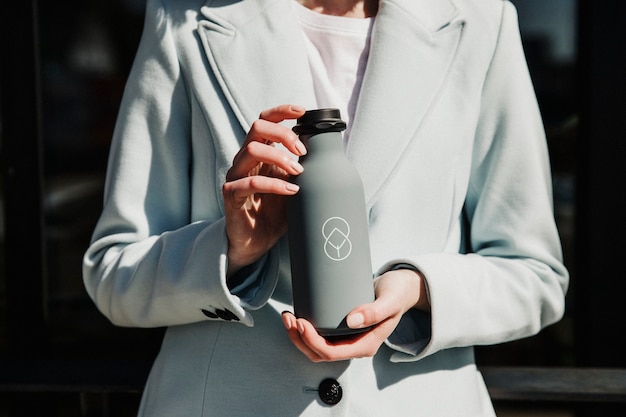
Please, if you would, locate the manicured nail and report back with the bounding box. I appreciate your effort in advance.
[297,321,305,334]
[294,139,307,156]
[347,313,364,328]
[281,312,292,329]
[290,160,304,174]
[286,183,300,193]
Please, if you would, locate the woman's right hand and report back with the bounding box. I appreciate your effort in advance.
[223,104,307,277]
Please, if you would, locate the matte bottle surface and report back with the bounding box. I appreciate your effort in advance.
[287,131,374,336]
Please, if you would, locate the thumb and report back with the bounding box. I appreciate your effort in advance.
[346,297,397,330]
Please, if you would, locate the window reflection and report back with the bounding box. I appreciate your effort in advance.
[39,0,163,358]
[476,0,579,368]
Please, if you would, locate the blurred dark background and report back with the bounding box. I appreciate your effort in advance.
[1,0,625,415]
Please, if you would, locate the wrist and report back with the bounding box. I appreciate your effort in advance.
[227,247,257,278]
[387,264,431,313]
[227,240,273,279]
[412,269,431,312]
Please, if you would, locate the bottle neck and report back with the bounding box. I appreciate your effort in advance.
[300,131,344,154]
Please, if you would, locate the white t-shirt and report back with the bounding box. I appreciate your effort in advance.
[292,1,374,144]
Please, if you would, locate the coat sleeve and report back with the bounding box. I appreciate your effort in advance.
[82,0,280,328]
[385,1,569,362]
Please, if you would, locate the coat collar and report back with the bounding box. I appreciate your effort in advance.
[198,0,463,205]
[198,0,316,130]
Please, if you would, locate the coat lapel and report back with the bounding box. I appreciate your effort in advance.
[347,0,463,205]
[197,0,317,132]
[198,0,464,206]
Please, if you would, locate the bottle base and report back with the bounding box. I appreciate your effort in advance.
[317,325,373,341]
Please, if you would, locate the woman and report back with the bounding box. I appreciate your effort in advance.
[83,0,569,415]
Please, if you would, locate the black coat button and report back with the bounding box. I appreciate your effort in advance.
[215,308,239,321]
[201,308,240,322]
[201,309,218,319]
[318,378,342,405]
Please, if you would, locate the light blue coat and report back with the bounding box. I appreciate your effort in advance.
[83,0,569,415]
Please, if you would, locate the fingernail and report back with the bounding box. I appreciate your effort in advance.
[295,139,307,156]
[297,321,305,334]
[291,105,305,113]
[281,312,292,329]
[290,160,304,174]
[286,183,300,193]
[347,313,364,328]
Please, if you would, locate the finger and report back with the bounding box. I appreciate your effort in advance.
[227,140,303,181]
[245,116,307,157]
[246,119,307,157]
[292,318,382,361]
[346,298,396,331]
[223,176,299,209]
[281,313,323,362]
[346,270,424,330]
[259,104,306,123]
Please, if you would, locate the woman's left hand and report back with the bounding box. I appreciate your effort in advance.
[282,268,430,362]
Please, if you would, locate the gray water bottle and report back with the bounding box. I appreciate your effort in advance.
[287,108,374,337]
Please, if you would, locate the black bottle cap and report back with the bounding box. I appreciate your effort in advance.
[293,108,347,135]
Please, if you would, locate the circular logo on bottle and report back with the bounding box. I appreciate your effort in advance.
[322,217,352,261]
